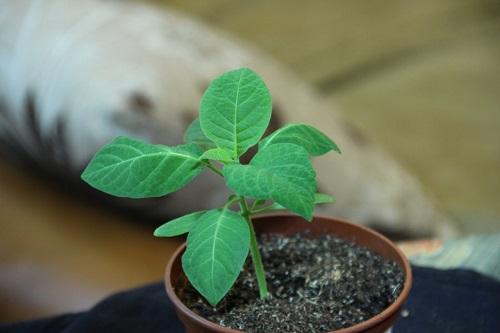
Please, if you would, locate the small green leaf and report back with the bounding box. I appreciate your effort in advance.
[200,68,272,159]
[259,123,341,156]
[254,202,285,213]
[314,193,336,204]
[200,147,234,163]
[182,209,250,306]
[184,118,216,150]
[223,143,316,221]
[251,199,267,210]
[154,211,206,237]
[254,193,334,214]
[81,136,203,198]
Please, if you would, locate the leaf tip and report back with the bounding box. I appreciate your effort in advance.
[80,165,93,184]
[153,227,162,237]
[207,298,220,307]
[80,169,88,181]
[300,208,314,222]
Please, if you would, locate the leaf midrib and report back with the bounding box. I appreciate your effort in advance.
[259,124,335,154]
[186,211,244,294]
[232,70,244,158]
[84,150,199,177]
[209,212,225,294]
[259,125,287,151]
[240,164,312,195]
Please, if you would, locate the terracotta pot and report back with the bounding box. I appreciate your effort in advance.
[165,214,412,333]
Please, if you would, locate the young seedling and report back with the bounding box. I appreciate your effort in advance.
[81,68,340,306]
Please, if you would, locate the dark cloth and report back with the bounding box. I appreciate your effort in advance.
[1,266,499,333]
[394,266,500,333]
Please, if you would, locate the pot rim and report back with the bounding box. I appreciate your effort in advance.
[165,214,412,333]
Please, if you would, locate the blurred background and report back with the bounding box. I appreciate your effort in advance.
[162,0,500,232]
[1,0,499,323]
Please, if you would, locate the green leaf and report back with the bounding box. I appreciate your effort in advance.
[81,136,204,198]
[259,123,341,156]
[200,68,272,159]
[182,209,250,306]
[251,199,267,210]
[223,143,316,221]
[314,193,336,204]
[184,118,216,150]
[200,147,234,163]
[253,193,334,214]
[154,211,206,237]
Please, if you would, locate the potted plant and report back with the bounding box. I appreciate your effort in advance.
[81,68,412,333]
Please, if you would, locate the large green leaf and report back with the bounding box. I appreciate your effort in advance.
[223,143,316,221]
[154,211,206,237]
[184,118,216,150]
[81,136,203,198]
[182,209,250,306]
[259,123,340,156]
[199,68,272,159]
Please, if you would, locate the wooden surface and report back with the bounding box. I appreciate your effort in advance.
[2,0,500,323]
[0,160,182,321]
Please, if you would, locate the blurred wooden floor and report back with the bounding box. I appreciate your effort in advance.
[0,161,182,321]
[2,0,500,323]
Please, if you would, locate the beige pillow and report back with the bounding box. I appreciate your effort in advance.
[0,0,456,237]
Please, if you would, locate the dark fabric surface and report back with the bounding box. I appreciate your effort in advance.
[1,266,499,333]
[394,266,500,333]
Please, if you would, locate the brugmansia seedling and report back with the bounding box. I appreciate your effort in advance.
[81,68,341,306]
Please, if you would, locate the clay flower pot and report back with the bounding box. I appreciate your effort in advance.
[164,214,412,333]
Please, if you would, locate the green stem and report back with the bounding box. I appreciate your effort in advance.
[223,195,240,210]
[202,161,223,177]
[240,197,269,299]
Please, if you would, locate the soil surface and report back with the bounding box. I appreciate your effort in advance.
[178,233,404,333]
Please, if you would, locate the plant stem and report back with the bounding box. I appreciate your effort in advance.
[223,195,240,210]
[239,197,269,299]
[202,161,223,177]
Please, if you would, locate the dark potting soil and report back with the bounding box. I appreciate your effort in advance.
[178,233,404,333]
